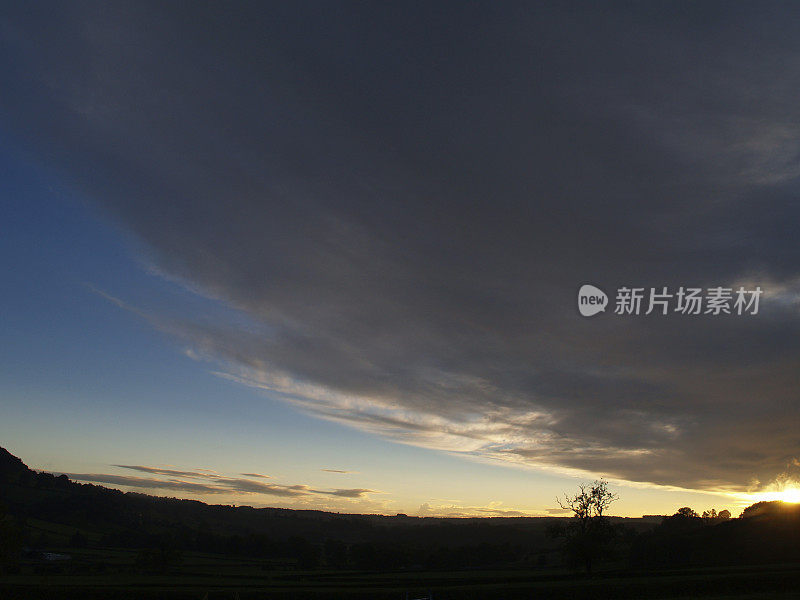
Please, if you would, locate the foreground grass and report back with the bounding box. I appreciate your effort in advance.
[4,548,800,599]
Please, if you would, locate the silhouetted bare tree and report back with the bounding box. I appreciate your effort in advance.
[553,480,618,573]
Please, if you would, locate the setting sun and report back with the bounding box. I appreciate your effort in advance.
[773,488,800,504]
[738,486,800,506]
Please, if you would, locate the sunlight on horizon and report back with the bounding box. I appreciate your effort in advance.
[737,486,800,506]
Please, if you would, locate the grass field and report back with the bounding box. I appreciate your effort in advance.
[4,548,800,600]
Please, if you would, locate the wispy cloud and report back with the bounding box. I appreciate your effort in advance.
[546,508,572,515]
[64,464,380,501]
[417,502,533,518]
[114,465,215,479]
[320,488,376,498]
[65,473,225,495]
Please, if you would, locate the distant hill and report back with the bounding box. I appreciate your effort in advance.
[0,446,589,570]
[0,446,652,532]
[5,446,800,575]
[0,446,32,484]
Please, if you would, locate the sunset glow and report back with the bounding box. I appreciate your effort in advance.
[740,486,800,506]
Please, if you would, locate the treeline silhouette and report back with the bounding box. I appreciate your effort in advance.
[0,448,574,571]
[3,446,800,574]
[633,500,800,568]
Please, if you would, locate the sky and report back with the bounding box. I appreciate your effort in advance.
[2,2,800,517]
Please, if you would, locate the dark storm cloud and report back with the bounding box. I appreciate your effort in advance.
[7,2,800,493]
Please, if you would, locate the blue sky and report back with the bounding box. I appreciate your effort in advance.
[0,137,732,516]
[3,2,800,517]
[0,134,738,516]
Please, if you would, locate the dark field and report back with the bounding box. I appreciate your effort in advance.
[4,547,800,600]
[5,449,800,599]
